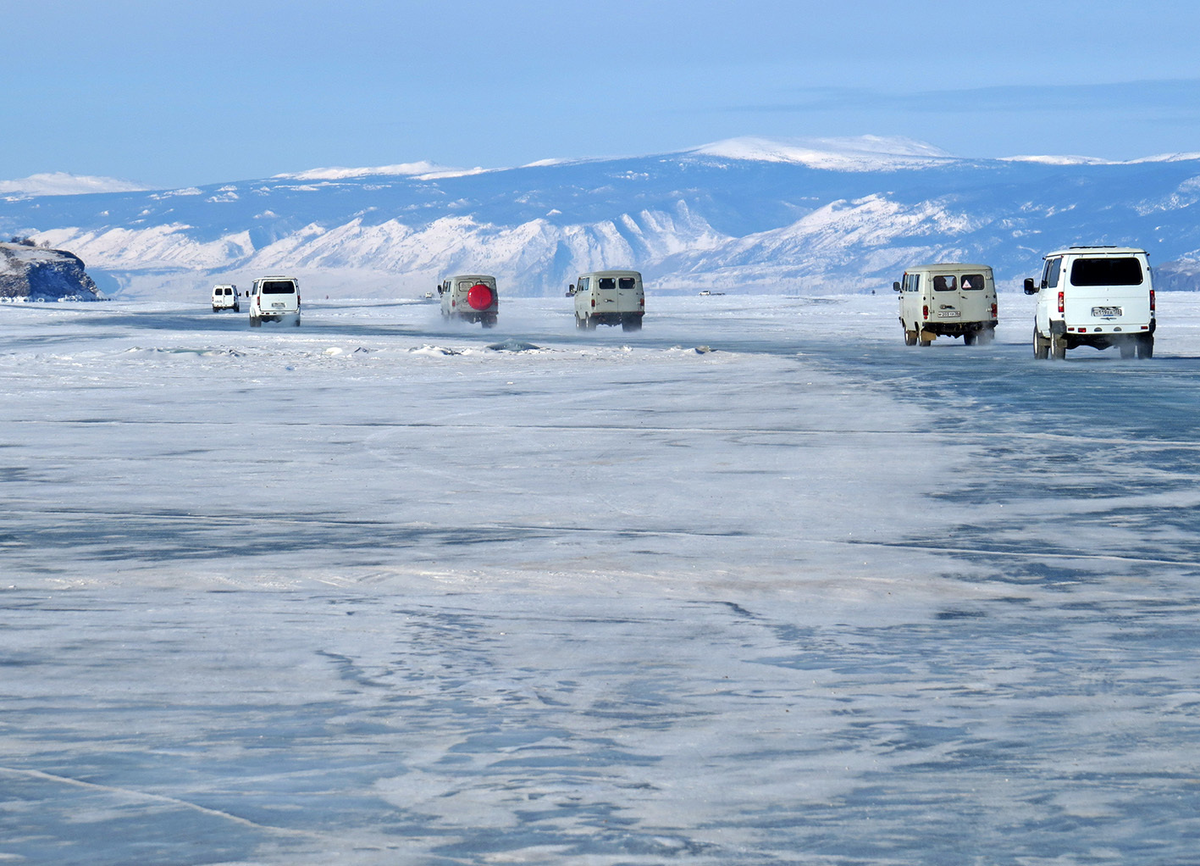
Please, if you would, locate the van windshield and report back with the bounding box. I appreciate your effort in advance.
[1070,258,1143,286]
[261,281,296,294]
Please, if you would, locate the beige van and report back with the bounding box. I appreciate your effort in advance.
[570,269,644,331]
[894,263,998,346]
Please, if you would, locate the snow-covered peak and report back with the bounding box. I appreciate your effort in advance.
[0,172,148,197]
[687,136,955,171]
[274,161,449,181]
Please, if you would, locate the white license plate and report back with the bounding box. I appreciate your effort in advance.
[937,310,961,318]
[271,302,285,309]
[1092,305,1121,317]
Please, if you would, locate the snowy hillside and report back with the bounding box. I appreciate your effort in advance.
[3,136,1200,298]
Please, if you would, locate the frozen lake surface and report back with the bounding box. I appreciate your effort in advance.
[2,292,1200,864]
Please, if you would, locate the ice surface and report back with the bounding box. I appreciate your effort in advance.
[1,293,1199,864]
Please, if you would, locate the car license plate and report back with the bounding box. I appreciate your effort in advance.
[271,302,285,309]
[937,310,961,318]
[1092,305,1121,317]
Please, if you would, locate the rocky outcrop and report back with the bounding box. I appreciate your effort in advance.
[0,242,101,300]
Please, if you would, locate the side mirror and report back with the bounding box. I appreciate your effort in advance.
[567,285,576,296]
[892,281,901,293]
[1023,278,1037,295]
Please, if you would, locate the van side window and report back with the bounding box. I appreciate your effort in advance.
[1043,257,1061,289]
[598,278,616,289]
[933,275,957,291]
[618,277,636,289]
[960,274,984,290]
[579,278,589,291]
[1070,257,1143,286]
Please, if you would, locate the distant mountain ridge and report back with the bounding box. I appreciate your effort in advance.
[2,136,1199,298]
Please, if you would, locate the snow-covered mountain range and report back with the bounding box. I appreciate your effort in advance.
[3,136,1200,298]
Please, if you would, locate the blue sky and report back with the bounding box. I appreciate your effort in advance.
[4,0,1200,188]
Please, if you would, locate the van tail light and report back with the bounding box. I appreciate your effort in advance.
[922,304,929,320]
[591,298,596,308]
[1150,289,1156,312]
[640,297,645,307]
[1058,291,1065,314]
[991,303,998,318]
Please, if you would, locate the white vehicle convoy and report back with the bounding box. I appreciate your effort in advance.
[248,276,301,327]
[893,263,998,346]
[211,284,239,312]
[1024,246,1155,360]
[569,269,644,331]
[438,274,498,327]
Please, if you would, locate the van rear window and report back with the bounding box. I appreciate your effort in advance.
[261,281,296,294]
[598,278,617,289]
[618,277,636,289]
[1070,258,1143,286]
[960,274,985,290]
[933,275,957,291]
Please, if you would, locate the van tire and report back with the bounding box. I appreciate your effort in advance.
[575,314,586,330]
[1120,341,1136,359]
[1033,325,1049,359]
[1137,334,1154,359]
[294,315,301,327]
[1051,335,1067,360]
[250,315,261,328]
[904,329,918,346]
[963,331,977,346]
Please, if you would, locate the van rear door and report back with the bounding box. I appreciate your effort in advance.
[1064,257,1150,327]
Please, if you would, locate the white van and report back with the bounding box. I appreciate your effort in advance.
[570,269,644,331]
[211,284,239,312]
[893,263,997,346]
[1024,246,1155,359]
[438,274,498,327]
[249,276,301,327]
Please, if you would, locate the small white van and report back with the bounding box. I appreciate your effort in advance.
[1024,246,1155,359]
[249,276,301,327]
[893,263,997,346]
[438,274,498,327]
[211,284,239,312]
[570,270,644,331]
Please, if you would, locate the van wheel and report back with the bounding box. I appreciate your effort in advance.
[576,314,586,330]
[294,315,301,326]
[1051,335,1067,360]
[904,329,918,346]
[250,316,261,328]
[1137,334,1154,359]
[963,331,977,346]
[585,315,596,330]
[1119,341,1136,359]
[1033,326,1049,359]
